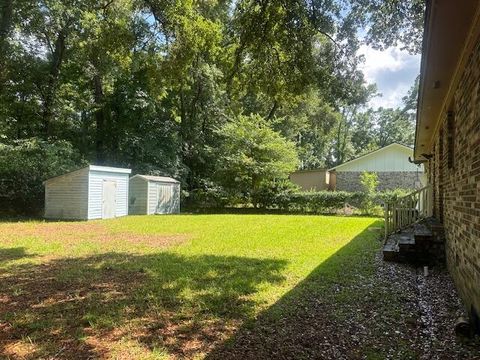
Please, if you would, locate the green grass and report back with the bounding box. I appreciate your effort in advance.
[0,214,382,359]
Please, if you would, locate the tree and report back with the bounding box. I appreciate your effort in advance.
[371,107,415,147]
[0,0,426,213]
[214,114,298,206]
[0,139,83,214]
[351,0,426,54]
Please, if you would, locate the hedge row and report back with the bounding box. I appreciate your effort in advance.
[186,187,410,215]
[273,191,363,212]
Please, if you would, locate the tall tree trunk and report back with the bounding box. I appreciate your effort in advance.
[94,73,106,164]
[0,0,13,87]
[42,29,67,138]
[0,0,12,55]
[335,116,344,164]
[266,100,278,121]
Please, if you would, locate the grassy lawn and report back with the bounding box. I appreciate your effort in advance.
[0,215,382,359]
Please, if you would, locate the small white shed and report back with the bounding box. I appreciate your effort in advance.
[44,165,131,220]
[129,175,180,215]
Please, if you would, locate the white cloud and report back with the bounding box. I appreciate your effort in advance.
[357,45,421,109]
[368,84,410,109]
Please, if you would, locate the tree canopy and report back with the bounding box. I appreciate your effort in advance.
[0,0,425,211]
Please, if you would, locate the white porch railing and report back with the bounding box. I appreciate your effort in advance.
[384,185,433,239]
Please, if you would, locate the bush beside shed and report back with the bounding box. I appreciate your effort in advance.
[129,175,180,215]
[43,165,131,220]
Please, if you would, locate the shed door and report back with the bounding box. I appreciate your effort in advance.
[156,183,174,214]
[102,180,117,219]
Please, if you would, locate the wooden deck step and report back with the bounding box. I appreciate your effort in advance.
[383,239,399,262]
[414,223,433,238]
[383,218,446,265]
[383,229,415,262]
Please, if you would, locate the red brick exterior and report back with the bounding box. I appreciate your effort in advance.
[427,36,480,320]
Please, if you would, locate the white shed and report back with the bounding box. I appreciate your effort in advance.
[129,175,180,215]
[43,165,131,220]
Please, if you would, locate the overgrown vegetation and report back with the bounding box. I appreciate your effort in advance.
[0,0,424,214]
[0,139,84,214]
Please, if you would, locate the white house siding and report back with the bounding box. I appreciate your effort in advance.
[128,177,148,215]
[334,145,422,172]
[87,170,129,219]
[44,168,89,220]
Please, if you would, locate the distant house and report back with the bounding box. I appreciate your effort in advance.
[289,169,329,191]
[328,143,425,192]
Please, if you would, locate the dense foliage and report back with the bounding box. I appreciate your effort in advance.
[215,114,298,206]
[0,0,424,212]
[0,139,84,214]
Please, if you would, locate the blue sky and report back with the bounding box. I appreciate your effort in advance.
[358,45,421,109]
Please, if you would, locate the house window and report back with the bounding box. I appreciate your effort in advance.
[447,111,455,169]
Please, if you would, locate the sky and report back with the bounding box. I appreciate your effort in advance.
[357,45,421,110]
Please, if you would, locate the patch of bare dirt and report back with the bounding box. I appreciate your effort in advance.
[0,251,285,359]
[0,222,189,249]
[0,258,147,359]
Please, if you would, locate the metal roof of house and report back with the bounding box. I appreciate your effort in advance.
[131,174,180,183]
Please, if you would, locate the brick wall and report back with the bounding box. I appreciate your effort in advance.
[335,171,423,192]
[427,36,480,322]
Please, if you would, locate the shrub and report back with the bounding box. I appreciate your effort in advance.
[275,191,367,214]
[253,179,299,209]
[185,180,232,208]
[0,138,84,215]
[376,188,411,204]
[359,171,378,215]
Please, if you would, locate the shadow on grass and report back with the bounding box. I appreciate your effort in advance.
[205,220,415,359]
[0,247,34,263]
[0,252,287,359]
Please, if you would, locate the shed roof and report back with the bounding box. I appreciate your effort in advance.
[43,165,131,184]
[89,165,131,174]
[131,174,180,183]
[328,143,413,171]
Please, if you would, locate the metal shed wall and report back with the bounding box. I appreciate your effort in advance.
[87,170,130,219]
[147,181,158,214]
[147,181,180,214]
[44,168,89,220]
[128,176,149,215]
